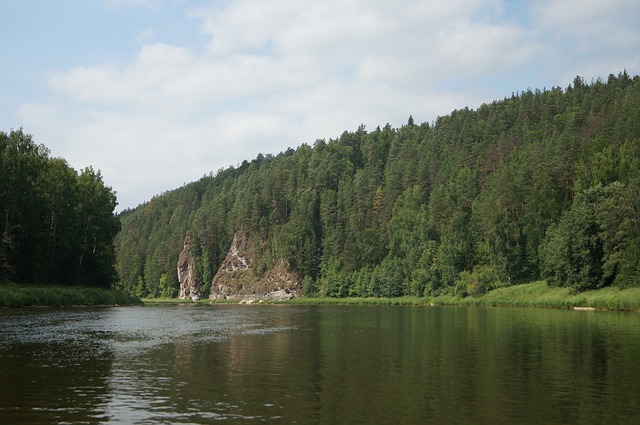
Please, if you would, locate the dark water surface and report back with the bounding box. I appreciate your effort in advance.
[1,304,639,424]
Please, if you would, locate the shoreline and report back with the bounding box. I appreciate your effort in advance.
[142,281,640,312]
[0,283,142,308]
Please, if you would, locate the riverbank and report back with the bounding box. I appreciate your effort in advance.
[142,281,640,311]
[0,283,143,308]
[442,281,640,310]
[284,282,640,311]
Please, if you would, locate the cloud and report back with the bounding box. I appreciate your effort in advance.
[17,0,639,210]
[193,0,525,81]
[532,0,638,33]
[529,0,640,83]
[135,29,155,43]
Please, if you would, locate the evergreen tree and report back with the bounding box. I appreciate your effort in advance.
[113,72,640,297]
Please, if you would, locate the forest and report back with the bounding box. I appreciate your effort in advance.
[6,72,639,298]
[0,129,120,288]
[114,72,640,299]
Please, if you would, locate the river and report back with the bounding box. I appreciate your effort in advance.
[1,304,639,424]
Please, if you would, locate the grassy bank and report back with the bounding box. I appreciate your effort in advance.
[0,283,143,308]
[281,282,640,311]
[449,281,640,310]
[6,282,635,310]
[141,297,239,304]
[139,282,640,311]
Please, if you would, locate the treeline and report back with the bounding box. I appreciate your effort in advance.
[0,129,120,287]
[115,72,640,298]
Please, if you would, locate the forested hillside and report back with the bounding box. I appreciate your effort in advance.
[115,72,640,298]
[0,129,120,287]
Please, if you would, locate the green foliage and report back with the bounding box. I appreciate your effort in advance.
[617,237,640,287]
[539,182,639,291]
[0,282,141,308]
[280,282,640,311]
[318,257,349,297]
[457,264,503,297]
[0,129,120,288]
[114,72,640,297]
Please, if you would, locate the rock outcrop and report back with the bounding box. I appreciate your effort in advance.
[177,236,202,301]
[209,230,301,301]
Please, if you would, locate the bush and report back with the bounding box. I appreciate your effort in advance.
[458,265,501,297]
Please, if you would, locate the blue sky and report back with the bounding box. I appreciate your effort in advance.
[2,0,639,210]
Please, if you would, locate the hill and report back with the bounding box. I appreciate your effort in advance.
[114,72,640,299]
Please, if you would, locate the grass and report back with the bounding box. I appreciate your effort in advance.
[280,295,431,306]
[140,282,640,312]
[0,282,143,308]
[142,295,436,306]
[6,281,636,311]
[276,281,640,311]
[141,297,238,304]
[460,281,640,310]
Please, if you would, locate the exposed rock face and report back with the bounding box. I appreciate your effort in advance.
[177,236,202,301]
[209,230,301,301]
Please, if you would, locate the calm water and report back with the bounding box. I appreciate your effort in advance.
[1,304,639,424]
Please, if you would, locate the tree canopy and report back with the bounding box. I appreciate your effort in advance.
[0,129,119,287]
[111,71,640,297]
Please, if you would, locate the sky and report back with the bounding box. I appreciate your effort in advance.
[2,0,639,211]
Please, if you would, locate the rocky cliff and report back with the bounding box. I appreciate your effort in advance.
[177,236,202,301]
[209,230,301,301]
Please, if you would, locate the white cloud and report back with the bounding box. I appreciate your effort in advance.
[532,0,638,34]
[17,0,640,210]
[135,29,155,43]
[529,0,640,85]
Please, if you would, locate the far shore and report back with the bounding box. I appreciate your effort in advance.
[142,281,640,312]
[7,281,629,312]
